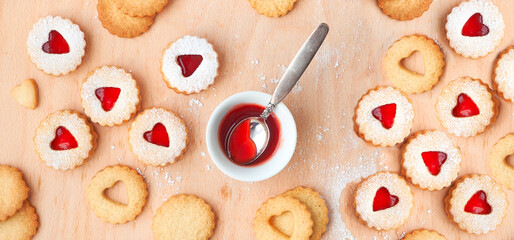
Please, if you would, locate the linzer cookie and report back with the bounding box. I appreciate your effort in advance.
[161,36,219,94]
[128,108,187,166]
[0,165,29,221]
[26,16,86,76]
[493,47,514,102]
[354,172,414,230]
[489,133,514,190]
[97,0,154,38]
[378,0,433,21]
[33,110,97,170]
[435,77,498,137]
[402,130,462,191]
[81,66,141,126]
[445,174,508,234]
[445,0,505,58]
[354,86,414,147]
[248,0,298,18]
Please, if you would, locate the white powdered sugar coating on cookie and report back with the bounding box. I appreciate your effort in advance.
[435,77,495,137]
[355,86,414,146]
[494,48,514,101]
[403,130,461,190]
[446,0,504,58]
[81,66,140,126]
[26,16,86,76]
[161,36,218,94]
[448,175,508,234]
[34,110,95,170]
[354,172,413,230]
[129,108,187,166]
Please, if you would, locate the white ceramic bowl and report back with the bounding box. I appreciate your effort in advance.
[206,91,297,182]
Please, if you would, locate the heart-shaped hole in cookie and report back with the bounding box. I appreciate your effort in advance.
[507,155,514,168]
[270,211,293,237]
[401,50,425,75]
[104,181,128,205]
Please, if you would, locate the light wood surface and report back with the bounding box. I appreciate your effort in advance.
[1,0,513,239]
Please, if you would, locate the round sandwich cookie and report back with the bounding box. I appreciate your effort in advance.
[402,130,462,191]
[435,77,498,137]
[26,16,86,76]
[378,0,433,21]
[445,0,505,58]
[128,108,188,166]
[493,47,514,102]
[354,86,414,147]
[161,36,219,94]
[153,194,215,240]
[445,174,508,234]
[489,133,514,190]
[81,66,141,127]
[354,172,414,231]
[33,110,97,170]
[0,165,29,221]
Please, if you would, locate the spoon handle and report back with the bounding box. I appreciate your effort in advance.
[261,23,329,119]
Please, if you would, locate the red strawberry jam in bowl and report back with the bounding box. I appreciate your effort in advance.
[206,91,297,182]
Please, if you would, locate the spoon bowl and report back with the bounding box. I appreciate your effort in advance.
[226,117,269,165]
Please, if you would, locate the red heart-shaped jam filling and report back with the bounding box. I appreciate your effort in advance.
[462,13,490,37]
[227,119,257,164]
[143,123,169,147]
[50,126,78,150]
[464,190,492,215]
[177,55,203,77]
[452,93,480,118]
[421,151,448,176]
[372,103,397,129]
[373,187,399,211]
[95,87,121,112]
[42,30,70,54]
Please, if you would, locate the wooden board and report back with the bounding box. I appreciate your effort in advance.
[0,0,513,239]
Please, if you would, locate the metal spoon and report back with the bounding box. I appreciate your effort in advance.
[227,23,329,165]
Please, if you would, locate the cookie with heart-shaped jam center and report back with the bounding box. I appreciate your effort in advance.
[354,86,414,147]
[445,174,508,234]
[354,172,413,231]
[81,66,141,127]
[26,16,85,76]
[435,77,497,137]
[34,110,97,170]
[402,130,462,191]
[129,108,187,166]
[446,0,505,58]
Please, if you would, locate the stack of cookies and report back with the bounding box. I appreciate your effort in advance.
[97,0,169,38]
[0,165,38,239]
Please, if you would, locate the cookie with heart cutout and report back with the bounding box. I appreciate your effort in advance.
[445,0,505,58]
[445,174,508,234]
[493,46,514,102]
[97,0,154,38]
[435,77,498,137]
[378,0,433,21]
[489,133,514,190]
[128,107,188,166]
[26,16,86,76]
[402,130,462,191]
[354,86,414,147]
[81,66,141,127]
[33,110,97,170]
[161,36,219,94]
[354,172,414,231]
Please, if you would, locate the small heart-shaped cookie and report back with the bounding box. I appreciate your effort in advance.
[11,79,38,109]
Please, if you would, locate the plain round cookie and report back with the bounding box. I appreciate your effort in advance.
[97,0,154,38]
[493,47,514,102]
[0,201,39,240]
[255,195,313,240]
[0,166,29,221]
[378,0,433,21]
[152,194,215,240]
[384,35,444,94]
[113,0,169,17]
[26,16,86,76]
[87,165,148,224]
[248,0,298,18]
[271,187,328,240]
[404,229,446,240]
[489,133,514,190]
